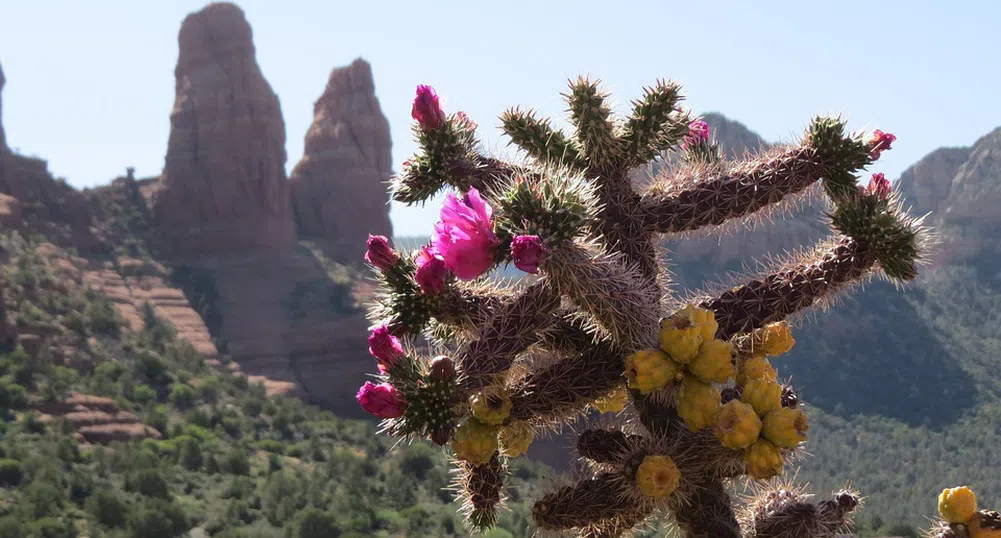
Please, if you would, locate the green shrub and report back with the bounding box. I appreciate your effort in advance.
[0,382,27,411]
[126,500,189,538]
[21,517,73,538]
[21,480,65,519]
[133,384,157,406]
[86,487,128,528]
[221,450,250,476]
[84,297,121,336]
[168,383,197,410]
[256,440,284,455]
[177,437,203,471]
[0,459,23,486]
[289,507,341,538]
[127,469,170,499]
[196,376,220,404]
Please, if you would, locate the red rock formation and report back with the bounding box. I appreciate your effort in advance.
[153,2,295,255]
[289,58,393,265]
[35,393,161,444]
[0,61,6,152]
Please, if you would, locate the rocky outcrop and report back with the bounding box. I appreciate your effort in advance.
[896,128,1001,264]
[152,2,295,255]
[289,58,393,265]
[0,64,101,251]
[0,62,6,152]
[35,393,161,445]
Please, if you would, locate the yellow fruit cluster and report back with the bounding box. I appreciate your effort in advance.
[592,386,630,414]
[470,388,513,426]
[498,422,534,458]
[736,322,793,387]
[937,486,1001,538]
[452,419,499,465]
[709,376,807,479]
[635,455,681,498]
[625,306,736,431]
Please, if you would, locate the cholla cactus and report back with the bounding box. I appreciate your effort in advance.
[357,79,926,537]
[927,486,1001,538]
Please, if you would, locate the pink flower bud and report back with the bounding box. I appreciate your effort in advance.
[356,381,406,419]
[868,129,896,160]
[510,235,549,274]
[364,235,398,272]
[429,355,455,382]
[368,324,405,368]
[415,246,449,295]
[867,172,891,199]
[682,119,710,150]
[411,84,446,131]
[432,188,499,280]
[455,111,478,132]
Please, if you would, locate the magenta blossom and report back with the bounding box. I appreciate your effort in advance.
[510,235,549,274]
[868,129,896,160]
[368,324,405,368]
[682,119,710,150]
[432,188,500,280]
[867,172,891,199]
[415,246,449,294]
[356,381,406,419]
[365,235,398,271]
[412,85,446,131]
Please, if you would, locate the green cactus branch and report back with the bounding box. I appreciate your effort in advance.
[533,473,639,531]
[501,107,584,168]
[458,280,561,391]
[699,235,876,340]
[639,145,824,234]
[620,79,689,167]
[670,476,743,538]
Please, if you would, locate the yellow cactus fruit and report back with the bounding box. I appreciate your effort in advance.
[659,309,705,363]
[737,354,778,386]
[498,422,534,458]
[677,377,721,431]
[759,321,795,357]
[635,455,681,498]
[714,400,762,450]
[969,510,1001,538]
[469,389,513,426]
[744,438,784,479]
[741,379,783,417]
[626,348,682,394]
[761,407,809,449]
[593,386,630,414]
[451,419,499,465]
[679,305,718,343]
[688,339,736,384]
[937,486,978,524]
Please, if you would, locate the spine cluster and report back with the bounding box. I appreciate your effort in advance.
[355,79,929,537]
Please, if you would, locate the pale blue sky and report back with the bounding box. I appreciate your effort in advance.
[0,1,998,235]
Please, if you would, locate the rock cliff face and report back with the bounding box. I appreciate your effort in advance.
[152,2,295,255]
[289,58,393,265]
[896,128,1001,265]
[0,62,7,152]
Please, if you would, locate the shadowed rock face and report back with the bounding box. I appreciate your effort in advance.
[290,58,394,265]
[0,62,6,152]
[153,2,295,255]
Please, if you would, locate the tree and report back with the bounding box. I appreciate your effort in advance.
[86,488,128,528]
[289,507,341,538]
[356,80,926,536]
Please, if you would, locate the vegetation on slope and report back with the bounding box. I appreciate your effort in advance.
[0,232,552,538]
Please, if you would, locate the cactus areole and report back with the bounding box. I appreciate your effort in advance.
[353,76,927,537]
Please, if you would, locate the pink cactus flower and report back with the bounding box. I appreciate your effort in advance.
[356,381,406,419]
[868,129,896,160]
[867,172,891,199]
[415,245,449,295]
[368,324,405,368]
[682,119,710,150]
[432,188,500,280]
[412,84,446,131]
[510,235,549,274]
[365,235,398,271]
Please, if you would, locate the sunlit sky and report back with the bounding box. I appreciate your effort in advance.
[1,1,998,235]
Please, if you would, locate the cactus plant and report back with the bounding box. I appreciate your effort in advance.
[357,78,927,537]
